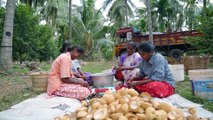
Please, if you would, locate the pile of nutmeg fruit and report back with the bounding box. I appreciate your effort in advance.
[55,88,208,120]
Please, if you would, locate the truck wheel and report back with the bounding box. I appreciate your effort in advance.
[169,49,183,59]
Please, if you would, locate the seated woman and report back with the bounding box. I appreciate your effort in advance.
[114,42,142,82]
[127,42,176,98]
[60,42,92,86]
[47,46,91,100]
[72,59,92,86]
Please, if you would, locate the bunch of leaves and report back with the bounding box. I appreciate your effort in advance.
[186,6,213,55]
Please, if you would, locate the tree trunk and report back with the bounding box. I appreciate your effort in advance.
[125,0,128,26]
[203,0,207,9]
[19,50,22,64]
[0,0,16,69]
[145,0,153,44]
[68,0,72,44]
[203,0,207,16]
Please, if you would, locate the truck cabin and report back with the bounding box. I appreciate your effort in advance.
[114,27,145,56]
[115,27,143,42]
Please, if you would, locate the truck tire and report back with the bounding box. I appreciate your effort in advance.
[169,49,183,59]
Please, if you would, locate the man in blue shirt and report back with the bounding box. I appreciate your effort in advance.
[127,42,176,98]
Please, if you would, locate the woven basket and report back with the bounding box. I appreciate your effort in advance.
[31,72,49,92]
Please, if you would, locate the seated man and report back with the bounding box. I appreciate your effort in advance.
[114,42,142,82]
[47,46,91,100]
[127,42,176,98]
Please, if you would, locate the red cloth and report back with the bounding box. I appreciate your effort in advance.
[115,71,124,81]
[134,81,175,98]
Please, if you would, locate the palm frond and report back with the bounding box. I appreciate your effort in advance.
[102,0,114,10]
[127,0,136,9]
[95,38,114,50]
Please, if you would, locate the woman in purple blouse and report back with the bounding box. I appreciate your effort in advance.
[113,42,142,82]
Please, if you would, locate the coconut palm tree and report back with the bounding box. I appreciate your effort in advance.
[68,0,72,43]
[145,0,153,43]
[139,0,184,32]
[0,0,16,68]
[183,0,201,30]
[103,0,136,27]
[19,0,45,9]
[151,0,184,32]
[130,8,147,31]
[72,0,109,55]
[42,0,68,26]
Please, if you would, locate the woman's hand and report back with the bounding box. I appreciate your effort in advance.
[79,80,90,87]
[81,75,87,80]
[127,81,138,87]
[114,66,125,71]
[112,66,117,70]
[127,77,134,84]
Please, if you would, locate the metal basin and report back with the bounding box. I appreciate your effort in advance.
[91,72,114,88]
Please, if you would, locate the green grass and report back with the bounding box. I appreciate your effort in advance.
[81,61,116,74]
[0,88,40,111]
[209,62,213,68]
[39,62,51,71]
[0,63,41,111]
[0,64,30,76]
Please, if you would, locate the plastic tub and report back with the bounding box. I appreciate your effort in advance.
[191,80,213,101]
[189,75,213,81]
[189,69,213,101]
[169,64,184,81]
[188,69,213,76]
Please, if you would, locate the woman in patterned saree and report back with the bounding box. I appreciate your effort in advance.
[114,42,142,83]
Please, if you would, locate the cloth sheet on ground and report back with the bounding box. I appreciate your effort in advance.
[0,94,81,120]
[0,93,213,120]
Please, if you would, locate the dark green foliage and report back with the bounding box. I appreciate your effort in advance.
[186,6,213,55]
[12,5,58,63]
[103,49,114,61]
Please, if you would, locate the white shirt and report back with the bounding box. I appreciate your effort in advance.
[71,59,81,72]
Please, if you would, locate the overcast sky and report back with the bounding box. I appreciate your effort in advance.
[72,0,145,17]
[72,0,145,9]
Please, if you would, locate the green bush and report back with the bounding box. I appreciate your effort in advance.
[103,48,114,61]
[12,5,58,62]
